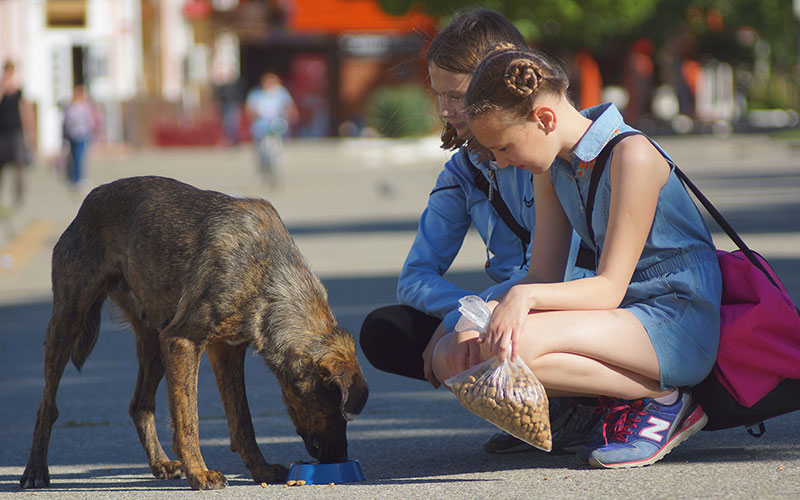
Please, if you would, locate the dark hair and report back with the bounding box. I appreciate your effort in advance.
[426,9,527,74]
[465,46,569,122]
[426,9,527,149]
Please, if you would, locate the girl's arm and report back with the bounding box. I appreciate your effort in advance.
[485,136,670,359]
[524,170,573,285]
[396,168,472,320]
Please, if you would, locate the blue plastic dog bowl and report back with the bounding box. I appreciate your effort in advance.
[286,460,365,485]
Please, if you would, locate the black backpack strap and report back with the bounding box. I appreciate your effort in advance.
[589,131,798,437]
[587,131,781,290]
[461,149,531,264]
[746,422,766,438]
[585,131,641,246]
[670,166,780,289]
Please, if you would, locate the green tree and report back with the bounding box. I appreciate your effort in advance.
[378,0,657,51]
[380,0,797,71]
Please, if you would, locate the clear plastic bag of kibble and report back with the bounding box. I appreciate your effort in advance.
[445,296,552,451]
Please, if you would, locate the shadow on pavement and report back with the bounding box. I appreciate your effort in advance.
[3,255,799,491]
[285,218,420,235]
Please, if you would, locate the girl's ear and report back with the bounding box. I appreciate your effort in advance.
[532,106,557,134]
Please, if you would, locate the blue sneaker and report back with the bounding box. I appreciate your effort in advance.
[575,397,625,464]
[587,390,707,468]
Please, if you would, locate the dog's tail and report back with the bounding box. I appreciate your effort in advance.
[70,294,105,371]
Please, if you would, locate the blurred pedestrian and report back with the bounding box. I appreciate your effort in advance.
[245,72,298,188]
[213,67,244,146]
[63,85,101,192]
[0,61,32,211]
[622,38,655,127]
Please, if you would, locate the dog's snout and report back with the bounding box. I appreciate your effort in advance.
[301,431,348,464]
[310,436,322,456]
[302,434,322,459]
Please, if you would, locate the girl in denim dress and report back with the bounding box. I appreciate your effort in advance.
[430,45,722,469]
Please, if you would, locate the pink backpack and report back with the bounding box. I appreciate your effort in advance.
[592,131,800,436]
[675,165,800,436]
[713,250,800,407]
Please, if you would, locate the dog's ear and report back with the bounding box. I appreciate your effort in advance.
[335,368,368,420]
[324,364,368,421]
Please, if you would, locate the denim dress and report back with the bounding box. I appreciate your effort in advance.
[550,103,722,389]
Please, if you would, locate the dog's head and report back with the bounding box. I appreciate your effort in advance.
[279,327,368,463]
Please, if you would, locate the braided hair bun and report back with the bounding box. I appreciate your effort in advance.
[466,46,569,121]
[503,60,542,97]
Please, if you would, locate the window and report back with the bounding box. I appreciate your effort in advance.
[46,0,87,28]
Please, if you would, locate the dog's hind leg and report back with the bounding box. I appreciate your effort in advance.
[126,317,183,480]
[207,342,289,484]
[20,281,105,488]
[160,328,227,490]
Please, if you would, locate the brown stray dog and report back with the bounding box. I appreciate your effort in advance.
[20,176,369,490]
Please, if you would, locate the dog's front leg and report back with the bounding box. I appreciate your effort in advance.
[207,342,289,484]
[161,333,227,490]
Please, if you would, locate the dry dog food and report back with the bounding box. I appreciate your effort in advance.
[447,357,552,451]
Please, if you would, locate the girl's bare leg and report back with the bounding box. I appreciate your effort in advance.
[433,308,671,400]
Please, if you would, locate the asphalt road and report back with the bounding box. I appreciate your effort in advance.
[0,134,798,499]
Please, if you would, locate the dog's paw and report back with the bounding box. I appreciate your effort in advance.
[20,465,50,489]
[251,463,289,484]
[188,469,228,490]
[151,460,183,480]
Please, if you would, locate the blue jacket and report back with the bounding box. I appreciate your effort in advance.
[397,148,536,332]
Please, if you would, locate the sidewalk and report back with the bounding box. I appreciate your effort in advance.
[0,136,455,302]
[1,133,798,302]
[1,134,799,500]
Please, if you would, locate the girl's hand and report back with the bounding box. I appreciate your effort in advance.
[482,286,531,361]
[431,330,483,385]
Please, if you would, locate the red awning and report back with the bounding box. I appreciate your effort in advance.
[287,0,436,34]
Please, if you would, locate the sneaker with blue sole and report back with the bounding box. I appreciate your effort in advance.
[587,390,707,469]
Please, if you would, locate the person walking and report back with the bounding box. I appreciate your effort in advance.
[63,85,100,192]
[0,61,32,211]
[245,72,298,187]
[213,67,244,146]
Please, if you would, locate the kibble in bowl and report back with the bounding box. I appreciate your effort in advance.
[445,356,551,452]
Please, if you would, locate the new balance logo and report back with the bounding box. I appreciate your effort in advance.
[639,417,671,442]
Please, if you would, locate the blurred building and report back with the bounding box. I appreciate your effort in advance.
[1,0,141,155]
[0,0,436,153]
[185,0,436,141]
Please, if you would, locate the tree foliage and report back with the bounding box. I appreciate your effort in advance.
[380,0,798,70]
[379,0,657,51]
